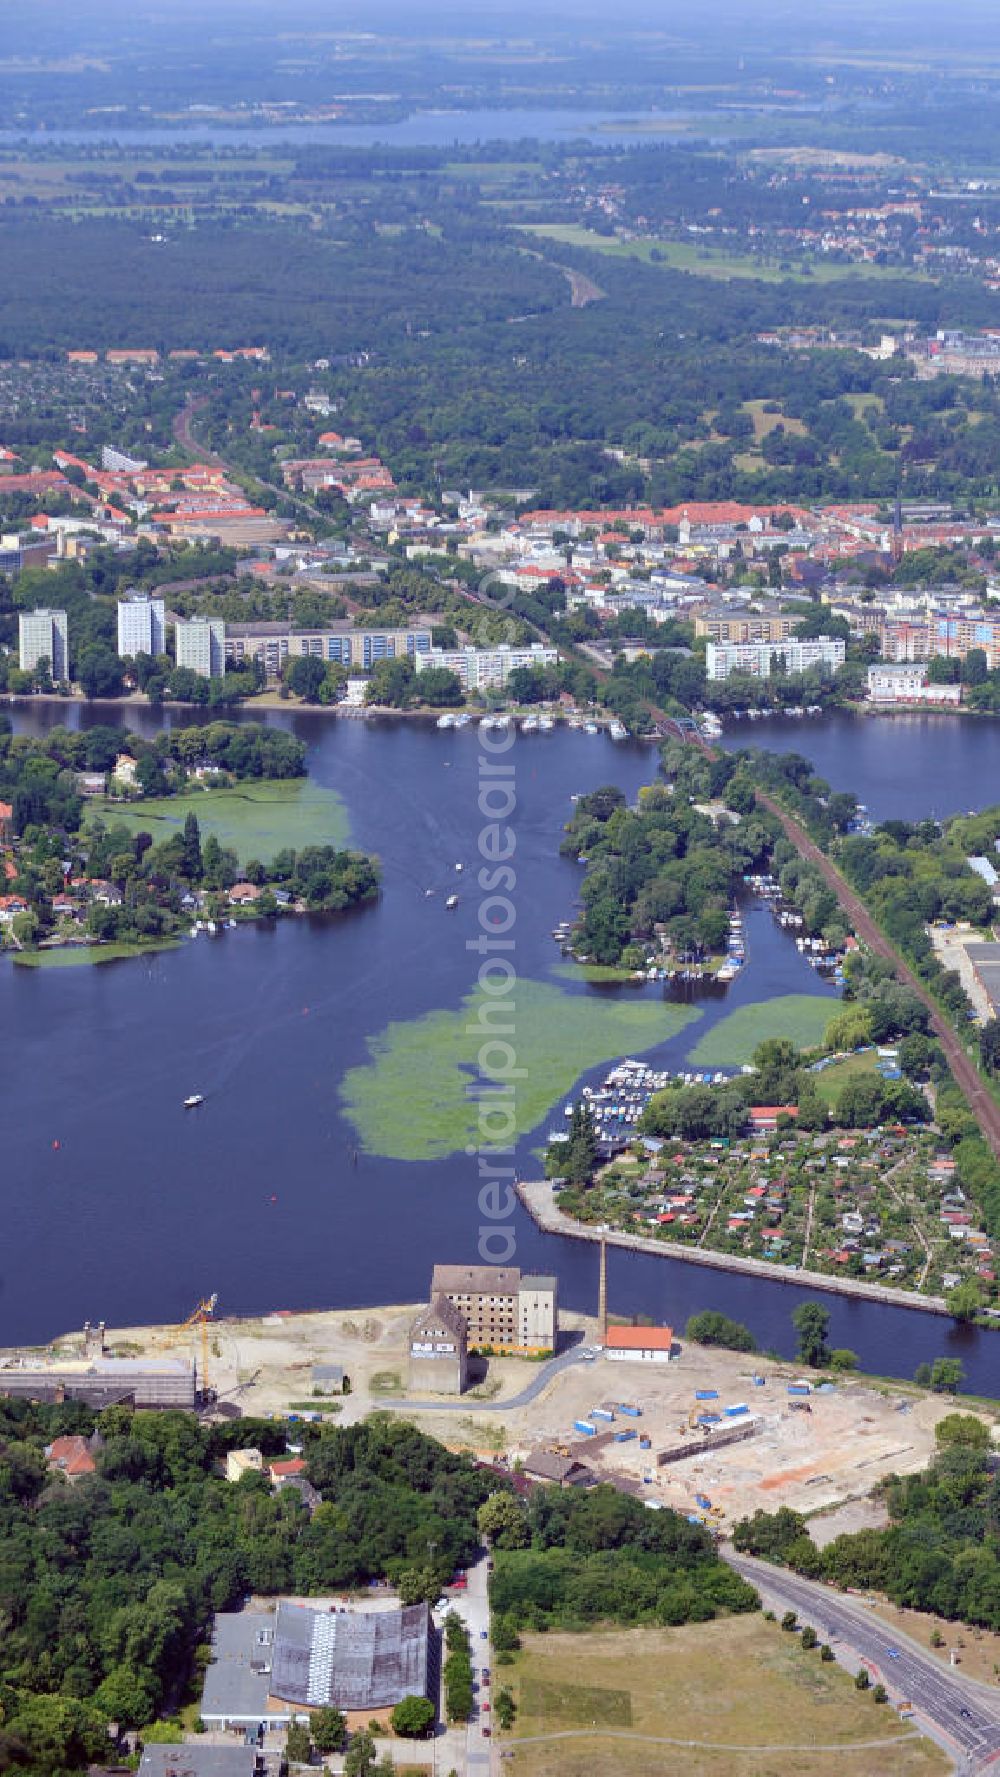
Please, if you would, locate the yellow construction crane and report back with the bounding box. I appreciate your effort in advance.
[181,1294,218,1397]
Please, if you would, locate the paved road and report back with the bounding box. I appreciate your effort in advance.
[436,1550,494,1776]
[725,1550,1000,1772]
[378,1344,592,1414]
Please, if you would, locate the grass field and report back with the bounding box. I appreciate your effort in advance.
[743,397,807,440]
[12,939,181,969]
[689,994,834,1067]
[517,225,925,284]
[86,780,349,864]
[813,1049,881,1107]
[339,979,701,1161]
[502,1619,948,1777]
[0,154,294,203]
[843,391,886,417]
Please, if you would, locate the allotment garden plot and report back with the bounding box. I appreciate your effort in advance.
[557,1122,993,1298]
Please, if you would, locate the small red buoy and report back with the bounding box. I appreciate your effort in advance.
[52,1140,61,1150]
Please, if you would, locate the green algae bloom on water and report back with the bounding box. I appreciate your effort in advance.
[339,978,701,1161]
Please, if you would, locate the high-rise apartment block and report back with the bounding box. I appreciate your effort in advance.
[18,608,69,682]
[117,592,165,659]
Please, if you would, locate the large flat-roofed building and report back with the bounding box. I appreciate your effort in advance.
[18,607,68,681]
[966,943,1000,1018]
[224,621,292,683]
[139,1746,258,1777]
[408,1296,469,1395]
[414,643,557,692]
[201,1612,285,1731]
[118,592,165,659]
[175,617,225,678]
[694,609,795,645]
[867,664,962,705]
[0,530,58,578]
[224,622,431,683]
[201,1605,436,1732]
[430,1263,557,1353]
[705,637,845,681]
[300,625,431,671]
[0,1355,196,1408]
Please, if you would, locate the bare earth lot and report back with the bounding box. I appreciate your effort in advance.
[50,1310,994,1533]
[503,1619,949,1777]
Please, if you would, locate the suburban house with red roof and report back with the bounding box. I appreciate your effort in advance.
[45,1433,103,1479]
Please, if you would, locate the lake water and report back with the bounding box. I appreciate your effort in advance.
[720,709,1000,823]
[1,703,995,1389]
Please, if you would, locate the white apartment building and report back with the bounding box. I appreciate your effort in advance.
[705,637,846,681]
[174,617,225,679]
[867,664,962,705]
[117,593,165,659]
[18,608,69,682]
[414,643,558,692]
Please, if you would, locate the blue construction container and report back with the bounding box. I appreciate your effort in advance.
[573,1419,597,1437]
[725,1403,749,1417]
[618,1404,642,1417]
[591,1408,615,1423]
[694,1389,719,1401]
[614,1429,637,1443]
[788,1384,811,1396]
[697,1413,721,1426]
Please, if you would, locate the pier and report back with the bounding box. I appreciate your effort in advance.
[515,1178,952,1317]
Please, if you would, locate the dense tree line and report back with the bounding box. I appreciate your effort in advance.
[488,1484,756,1632]
[0,1406,497,1766]
[0,720,305,841]
[638,1036,928,1143]
[561,775,776,967]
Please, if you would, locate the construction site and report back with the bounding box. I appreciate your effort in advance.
[488,1352,958,1529]
[8,1291,989,1534]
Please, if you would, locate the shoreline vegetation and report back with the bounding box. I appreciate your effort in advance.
[86,777,351,862]
[0,717,378,967]
[10,689,1000,728]
[13,937,182,969]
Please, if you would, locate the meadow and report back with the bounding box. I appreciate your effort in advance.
[502,1619,947,1777]
[87,779,350,864]
[517,224,924,284]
